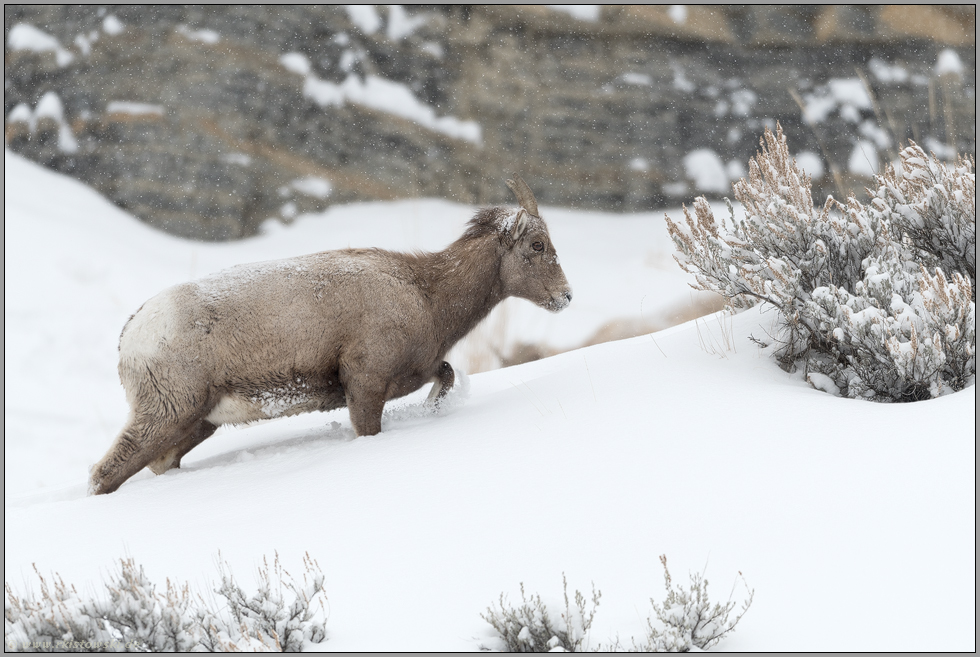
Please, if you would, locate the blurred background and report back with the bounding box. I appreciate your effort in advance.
[5,5,975,240]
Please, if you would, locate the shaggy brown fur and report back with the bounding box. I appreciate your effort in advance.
[89,178,571,494]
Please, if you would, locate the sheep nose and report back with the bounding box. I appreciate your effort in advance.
[564,291,573,303]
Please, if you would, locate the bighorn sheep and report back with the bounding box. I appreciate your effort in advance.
[89,177,571,494]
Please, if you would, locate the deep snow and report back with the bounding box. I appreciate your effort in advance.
[3,149,717,496]
[4,150,976,651]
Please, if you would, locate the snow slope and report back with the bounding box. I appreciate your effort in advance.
[3,149,717,494]
[4,151,976,651]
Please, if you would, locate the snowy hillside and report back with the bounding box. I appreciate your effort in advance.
[4,151,976,651]
[3,149,718,495]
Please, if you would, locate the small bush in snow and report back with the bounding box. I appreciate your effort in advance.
[5,566,122,652]
[4,553,327,652]
[667,125,975,401]
[209,553,327,652]
[481,574,600,652]
[481,561,752,652]
[633,555,754,652]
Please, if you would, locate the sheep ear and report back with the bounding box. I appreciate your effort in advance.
[510,208,529,241]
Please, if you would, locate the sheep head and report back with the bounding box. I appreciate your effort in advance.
[500,175,572,313]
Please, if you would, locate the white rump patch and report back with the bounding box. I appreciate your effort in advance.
[119,290,179,360]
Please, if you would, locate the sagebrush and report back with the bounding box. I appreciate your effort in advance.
[4,553,327,652]
[482,559,752,652]
[667,125,975,401]
[481,574,600,652]
[634,555,754,652]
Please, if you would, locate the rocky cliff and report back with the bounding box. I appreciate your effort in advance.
[5,5,975,239]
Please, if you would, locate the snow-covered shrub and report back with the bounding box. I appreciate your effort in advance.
[5,566,120,652]
[667,125,975,401]
[4,553,327,652]
[210,553,327,652]
[872,148,976,287]
[481,561,752,652]
[481,574,600,652]
[634,555,754,652]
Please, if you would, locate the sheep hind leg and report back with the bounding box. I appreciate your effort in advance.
[89,415,195,495]
[426,361,455,407]
[146,419,218,475]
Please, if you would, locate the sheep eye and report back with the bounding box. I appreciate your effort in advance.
[532,241,544,252]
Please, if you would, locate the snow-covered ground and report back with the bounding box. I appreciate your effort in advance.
[4,150,976,650]
[3,149,718,495]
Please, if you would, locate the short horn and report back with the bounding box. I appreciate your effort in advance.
[505,175,540,218]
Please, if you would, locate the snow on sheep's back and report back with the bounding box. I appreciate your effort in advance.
[4,149,976,651]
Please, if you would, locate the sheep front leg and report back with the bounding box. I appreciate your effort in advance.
[426,361,455,407]
[344,382,386,436]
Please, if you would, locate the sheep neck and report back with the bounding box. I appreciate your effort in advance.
[423,237,506,354]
